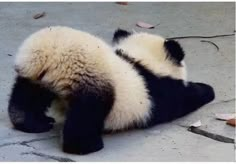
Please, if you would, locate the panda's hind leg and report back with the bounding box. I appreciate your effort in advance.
[62,83,114,155]
[8,76,56,133]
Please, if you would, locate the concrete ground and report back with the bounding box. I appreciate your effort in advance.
[0,2,235,162]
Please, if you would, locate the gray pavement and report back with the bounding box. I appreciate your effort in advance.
[0,2,235,161]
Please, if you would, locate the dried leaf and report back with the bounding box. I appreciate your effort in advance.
[226,119,236,127]
[116,2,128,5]
[215,113,235,121]
[190,120,202,127]
[33,12,46,19]
[136,21,159,29]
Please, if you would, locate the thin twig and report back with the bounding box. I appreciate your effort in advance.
[188,127,235,143]
[201,40,219,51]
[154,23,161,27]
[167,33,235,40]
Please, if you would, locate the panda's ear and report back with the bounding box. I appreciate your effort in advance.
[112,28,132,44]
[164,40,185,65]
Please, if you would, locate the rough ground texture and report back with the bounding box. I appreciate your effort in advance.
[0,2,235,162]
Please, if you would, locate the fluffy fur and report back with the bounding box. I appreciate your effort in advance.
[8,26,215,155]
[15,26,113,96]
[113,30,187,81]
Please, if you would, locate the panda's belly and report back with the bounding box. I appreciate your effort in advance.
[103,55,152,131]
[46,98,67,124]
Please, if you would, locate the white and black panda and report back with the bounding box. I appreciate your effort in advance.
[111,29,215,124]
[8,26,215,155]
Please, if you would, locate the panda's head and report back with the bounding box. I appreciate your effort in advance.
[113,29,215,110]
[113,29,187,81]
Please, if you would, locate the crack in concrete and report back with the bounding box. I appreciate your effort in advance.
[22,151,75,162]
[20,142,36,150]
[211,98,235,106]
[0,142,35,149]
[0,135,58,149]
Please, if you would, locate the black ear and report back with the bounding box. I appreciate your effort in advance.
[112,28,131,44]
[164,40,185,65]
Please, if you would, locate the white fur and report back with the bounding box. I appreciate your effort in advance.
[103,50,152,130]
[114,33,187,81]
[15,26,113,96]
[46,98,67,124]
[15,26,152,131]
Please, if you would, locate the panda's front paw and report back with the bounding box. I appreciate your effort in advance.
[14,114,55,133]
[15,121,53,133]
[63,136,103,155]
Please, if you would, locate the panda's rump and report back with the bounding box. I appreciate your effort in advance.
[15,26,113,96]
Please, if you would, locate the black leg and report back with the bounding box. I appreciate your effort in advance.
[8,76,56,133]
[160,81,214,123]
[184,82,215,111]
[63,84,114,155]
[145,79,215,126]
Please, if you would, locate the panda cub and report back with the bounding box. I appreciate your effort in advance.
[8,26,215,155]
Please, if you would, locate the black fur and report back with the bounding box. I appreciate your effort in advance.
[63,82,115,155]
[164,40,185,65]
[8,76,56,133]
[115,49,215,127]
[112,28,131,44]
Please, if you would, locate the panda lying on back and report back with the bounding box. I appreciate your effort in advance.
[8,26,215,155]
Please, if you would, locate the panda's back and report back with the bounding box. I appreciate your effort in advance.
[104,54,152,131]
[16,26,152,131]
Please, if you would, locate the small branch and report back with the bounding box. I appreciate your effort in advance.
[188,127,235,143]
[22,151,75,162]
[154,23,161,27]
[200,40,219,51]
[167,33,235,40]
